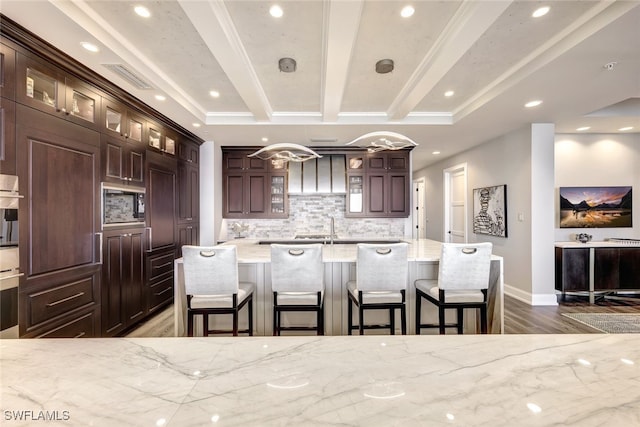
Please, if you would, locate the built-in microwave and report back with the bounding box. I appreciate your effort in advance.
[102,184,145,227]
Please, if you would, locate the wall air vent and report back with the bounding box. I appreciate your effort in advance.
[102,64,154,90]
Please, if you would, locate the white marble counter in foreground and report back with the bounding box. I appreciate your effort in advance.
[2,335,639,426]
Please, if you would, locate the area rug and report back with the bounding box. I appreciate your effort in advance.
[561,313,640,333]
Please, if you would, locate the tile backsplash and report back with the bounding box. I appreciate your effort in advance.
[222,195,405,239]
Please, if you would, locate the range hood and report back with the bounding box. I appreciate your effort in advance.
[288,155,346,194]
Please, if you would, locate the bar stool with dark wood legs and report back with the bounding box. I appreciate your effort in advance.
[182,245,254,337]
[346,243,409,335]
[415,242,492,334]
[271,244,325,335]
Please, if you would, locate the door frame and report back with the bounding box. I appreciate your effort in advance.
[412,177,426,239]
[443,163,468,243]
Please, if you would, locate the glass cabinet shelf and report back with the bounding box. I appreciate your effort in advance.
[270,175,286,214]
[26,67,57,108]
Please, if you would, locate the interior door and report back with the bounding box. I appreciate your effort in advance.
[444,164,467,243]
[413,178,426,239]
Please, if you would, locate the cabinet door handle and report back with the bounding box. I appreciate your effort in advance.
[47,292,85,307]
[154,287,172,296]
[96,232,103,264]
[74,332,86,338]
[153,261,173,270]
[146,227,153,252]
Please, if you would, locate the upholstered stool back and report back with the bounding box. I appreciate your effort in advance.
[438,242,492,290]
[356,243,409,291]
[182,245,239,296]
[271,244,324,292]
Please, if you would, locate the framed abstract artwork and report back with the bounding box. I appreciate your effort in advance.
[473,185,507,237]
[559,186,632,228]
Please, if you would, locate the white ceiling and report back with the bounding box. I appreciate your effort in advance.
[2,0,639,170]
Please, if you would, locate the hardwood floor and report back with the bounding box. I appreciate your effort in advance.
[504,294,640,334]
[125,295,640,337]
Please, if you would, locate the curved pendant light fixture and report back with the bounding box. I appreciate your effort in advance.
[345,131,418,152]
[247,143,322,164]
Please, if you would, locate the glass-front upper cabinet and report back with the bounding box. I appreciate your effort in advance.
[1,42,17,100]
[270,175,286,216]
[347,154,364,172]
[102,98,146,143]
[18,54,101,130]
[147,122,176,156]
[347,175,364,215]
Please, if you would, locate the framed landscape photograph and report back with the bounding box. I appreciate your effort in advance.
[473,184,507,237]
[559,186,632,228]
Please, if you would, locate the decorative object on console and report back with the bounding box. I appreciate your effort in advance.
[575,233,592,243]
[345,131,418,153]
[473,184,507,237]
[559,186,632,228]
[247,143,321,166]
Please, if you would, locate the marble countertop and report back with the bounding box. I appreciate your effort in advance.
[2,335,639,426]
[220,238,501,263]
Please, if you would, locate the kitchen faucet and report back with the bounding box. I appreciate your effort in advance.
[329,215,335,245]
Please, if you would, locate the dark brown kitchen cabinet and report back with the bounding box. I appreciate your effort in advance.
[148,121,176,156]
[147,152,177,251]
[101,228,146,337]
[16,53,102,131]
[345,150,410,218]
[222,148,288,218]
[178,139,199,165]
[146,250,174,314]
[0,97,16,175]
[177,157,199,223]
[102,133,145,187]
[17,104,101,337]
[102,98,146,143]
[177,223,199,258]
[1,41,16,100]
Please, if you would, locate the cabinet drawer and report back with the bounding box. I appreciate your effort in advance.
[147,253,175,281]
[36,311,96,338]
[148,275,173,312]
[26,277,97,327]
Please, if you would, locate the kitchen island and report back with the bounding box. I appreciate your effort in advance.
[174,239,503,336]
[2,334,639,426]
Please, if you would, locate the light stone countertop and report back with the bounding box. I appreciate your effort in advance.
[2,334,639,426]
[220,238,477,263]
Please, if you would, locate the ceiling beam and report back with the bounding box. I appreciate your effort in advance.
[178,0,272,122]
[386,0,512,120]
[321,0,364,122]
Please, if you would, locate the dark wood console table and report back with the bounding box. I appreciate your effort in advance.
[555,241,640,303]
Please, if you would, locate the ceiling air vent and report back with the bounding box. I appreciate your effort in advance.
[102,64,154,90]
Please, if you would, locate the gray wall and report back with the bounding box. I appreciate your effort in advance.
[414,125,537,302]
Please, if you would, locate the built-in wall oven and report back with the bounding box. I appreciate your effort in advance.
[101,184,145,228]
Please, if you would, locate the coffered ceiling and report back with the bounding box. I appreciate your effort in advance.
[2,0,639,170]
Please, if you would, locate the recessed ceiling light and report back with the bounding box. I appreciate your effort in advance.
[209,90,220,98]
[432,151,441,155]
[619,126,633,131]
[525,100,542,108]
[576,126,591,131]
[532,6,550,18]
[193,123,201,128]
[270,5,283,18]
[80,42,99,53]
[155,94,166,101]
[401,5,415,18]
[444,90,454,97]
[134,6,151,18]
[261,137,269,142]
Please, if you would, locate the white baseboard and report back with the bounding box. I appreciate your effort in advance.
[504,284,558,306]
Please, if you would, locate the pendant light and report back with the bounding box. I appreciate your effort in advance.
[345,131,418,152]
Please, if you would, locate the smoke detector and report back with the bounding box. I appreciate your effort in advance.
[278,57,297,72]
[375,59,394,74]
